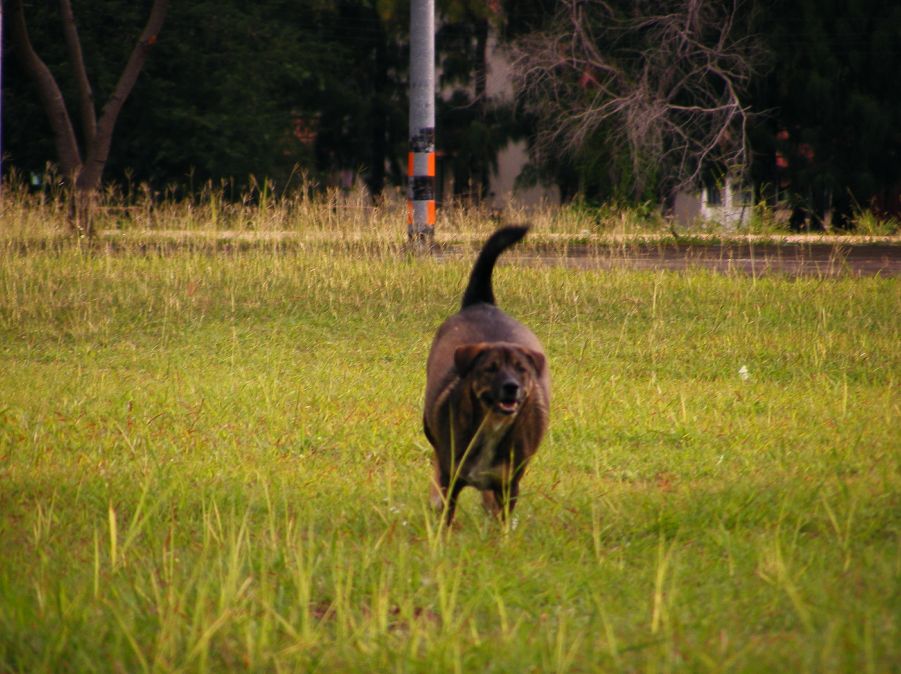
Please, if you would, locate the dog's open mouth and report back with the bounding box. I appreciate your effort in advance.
[479,389,523,417]
[484,396,519,416]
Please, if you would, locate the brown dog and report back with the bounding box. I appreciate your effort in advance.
[423,226,550,525]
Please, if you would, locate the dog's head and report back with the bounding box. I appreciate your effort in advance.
[454,342,545,418]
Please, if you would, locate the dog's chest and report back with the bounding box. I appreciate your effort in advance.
[463,415,514,488]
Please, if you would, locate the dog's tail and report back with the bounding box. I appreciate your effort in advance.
[461,225,529,309]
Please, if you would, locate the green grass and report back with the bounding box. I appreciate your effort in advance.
[0,222,898,672]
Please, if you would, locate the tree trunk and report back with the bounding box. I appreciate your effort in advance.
[7,0,82,178]
[59,0,97,149]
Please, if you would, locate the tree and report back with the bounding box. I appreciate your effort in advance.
[122,1,338,190]
[437,1,491,202]
[748,0,901,228]
[311,0,409,198]
[6,0,167,234]
[510,0,761,202]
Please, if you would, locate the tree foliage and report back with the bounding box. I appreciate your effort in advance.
[436,1,527,202]
[748,0,901,225]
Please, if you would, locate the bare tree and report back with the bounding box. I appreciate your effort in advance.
[6,0,168,235]
[511,0,761,200]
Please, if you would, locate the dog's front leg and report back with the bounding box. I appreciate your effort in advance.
[481,489,502,518]
[443,481,465,525]
[429,460,444,511]
[481,465,521,522]
[484,482,519,521]
[430,462,465,526]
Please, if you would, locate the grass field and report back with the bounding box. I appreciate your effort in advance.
[0,212,898,672]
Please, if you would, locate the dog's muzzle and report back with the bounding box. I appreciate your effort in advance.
[483,379,523,416]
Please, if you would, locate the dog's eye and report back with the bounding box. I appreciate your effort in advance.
[484,363,499,373]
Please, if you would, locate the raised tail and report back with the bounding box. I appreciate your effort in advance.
[461,225,529,309]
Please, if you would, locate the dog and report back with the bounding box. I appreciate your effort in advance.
[423,225,550,525]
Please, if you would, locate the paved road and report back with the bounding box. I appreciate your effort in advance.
[505,242,901,277]
[87,231,901,277]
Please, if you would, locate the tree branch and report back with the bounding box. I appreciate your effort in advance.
[79,0,169,189]
[59,0,97,148]
[512,0,760,198]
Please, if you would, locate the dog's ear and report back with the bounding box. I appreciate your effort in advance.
[524,349,546,376]
[454,343,490,376]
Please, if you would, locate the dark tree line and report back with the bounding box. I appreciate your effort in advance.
[748,0,901,226]
[2,0,900,225]
[1,0,503,203]
[2,1,405,197]
[508,0,901,223]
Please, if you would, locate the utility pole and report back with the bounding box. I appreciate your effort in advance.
[408,0,435,243]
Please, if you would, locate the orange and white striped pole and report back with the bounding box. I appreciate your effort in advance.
[408,0,435,243]
[408,143,436,237]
